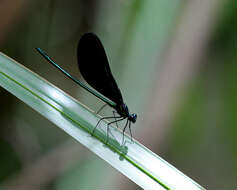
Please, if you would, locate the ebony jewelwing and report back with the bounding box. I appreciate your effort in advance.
[35,33,137,143]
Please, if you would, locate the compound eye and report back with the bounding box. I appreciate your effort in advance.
[132,113,137,123]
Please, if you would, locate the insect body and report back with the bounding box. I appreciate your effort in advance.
[36,33,137,143]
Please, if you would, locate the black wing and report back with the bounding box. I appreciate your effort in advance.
[77,33,123,106]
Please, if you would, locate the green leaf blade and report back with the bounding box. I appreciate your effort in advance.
[0,53,205,190]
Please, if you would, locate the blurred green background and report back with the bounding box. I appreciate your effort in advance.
[0,0,236,189]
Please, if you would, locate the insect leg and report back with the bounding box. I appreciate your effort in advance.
[106,118,125,143]
[113,111,119,128]
[96,104,107,114]
[92,116,121,134]
[122,119,129,143]
[128,121,133,143]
